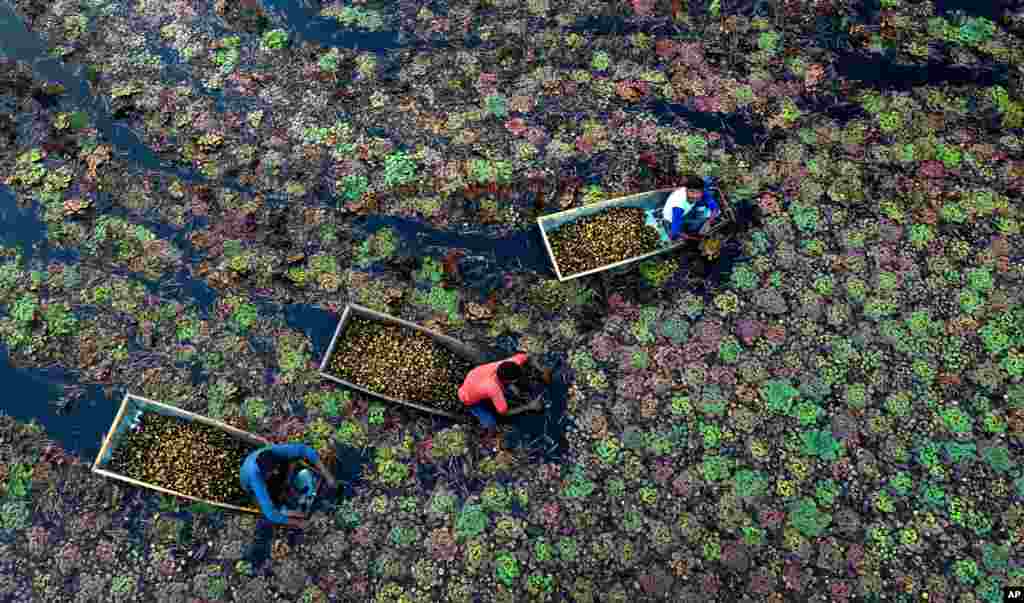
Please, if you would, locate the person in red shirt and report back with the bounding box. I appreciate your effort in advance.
[459,352,529,436]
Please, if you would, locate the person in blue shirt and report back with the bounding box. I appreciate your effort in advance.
[662,175,720,240]
[240,443,337,529]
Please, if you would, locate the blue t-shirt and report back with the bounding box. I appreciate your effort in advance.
[240,444,319,524]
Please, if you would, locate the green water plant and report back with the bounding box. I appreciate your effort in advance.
[4,463,32,498]
[455,504,488,541]
[494,551,520,586]
[800,429,843,461]
[260,29,289,50]
[485,94,508,118]
[787,497,832,538]
[762,379,799,415]
[383,151,418,188]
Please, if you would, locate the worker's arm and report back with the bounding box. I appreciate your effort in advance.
[490,383,509,415]
[247,474,291,526]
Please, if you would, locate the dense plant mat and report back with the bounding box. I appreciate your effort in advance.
[328,316,473,412]
[546,207,663,277]
[106,412,259,507]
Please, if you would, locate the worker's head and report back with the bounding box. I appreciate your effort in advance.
[497,361,524,384]
[683,175,704,199]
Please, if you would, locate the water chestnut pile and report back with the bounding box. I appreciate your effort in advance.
[106,412,260,507]
[329,316,473,412]
[547,207,663,276]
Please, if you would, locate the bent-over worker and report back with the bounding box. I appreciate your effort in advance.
[663,175,719,239]
[459,351,548,435]
[240,443,337,529]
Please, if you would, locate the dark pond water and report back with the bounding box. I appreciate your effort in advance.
[0,347,119,460]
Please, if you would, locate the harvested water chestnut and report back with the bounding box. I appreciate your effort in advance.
[107,412,260,507]
[328,317,473,413]
[547,207,662,277]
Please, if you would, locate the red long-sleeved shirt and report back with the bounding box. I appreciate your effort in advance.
[458,353,528,414]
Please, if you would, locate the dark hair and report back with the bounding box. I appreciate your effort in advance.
[497,361,523,383]
[257,449,296,506]
[683,175,704,189]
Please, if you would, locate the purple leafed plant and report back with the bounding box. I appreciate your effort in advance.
[616,374,649,400]
[671,472,697,499]
[652,461,674,485]
[652,345,683,369]
[749,569,775,595]
[720,541,750,572]
[759,508,785,529]
[590,334,617,362]
[700,572,721,595]
[681,341,713,363]
[541,502,560,530]
[917,160,946,179]
[735,319,763,346]
[694,319,724,347]
[709,365,737,388]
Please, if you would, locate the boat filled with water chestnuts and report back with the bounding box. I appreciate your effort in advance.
[93,393,270,513]
[319,304,483,419]
[537,188,728,281]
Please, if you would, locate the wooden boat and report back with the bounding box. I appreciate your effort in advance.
[537,186,733,281]
[92,393,270,515]
[318,304,543,420]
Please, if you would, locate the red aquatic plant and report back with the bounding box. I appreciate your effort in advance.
[540,502,560,529]
[39,442,75,467]
[268,416,304,443]
[749,570,775,595]
[504,118,528,136]
[917,160,946,179]
[441,249,464,286]
[652,461,674,485]
[846,543,865,573]
[655,39,679,60]
[760,508,785,528]
[829,581,852,603]
[700,572,721,595]
[783,561,810,592]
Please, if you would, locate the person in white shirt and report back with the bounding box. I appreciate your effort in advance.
[663,175,711,240]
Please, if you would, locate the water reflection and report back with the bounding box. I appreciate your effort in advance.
[0,184,46,259]
[0,346,119,460]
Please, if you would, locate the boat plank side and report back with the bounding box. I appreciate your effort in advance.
[317,304,351,374]
[348,304,484,360]
[92,393,132,472]
[127,394,270,447]
[318,371,464,420]
[92,468,260,514]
